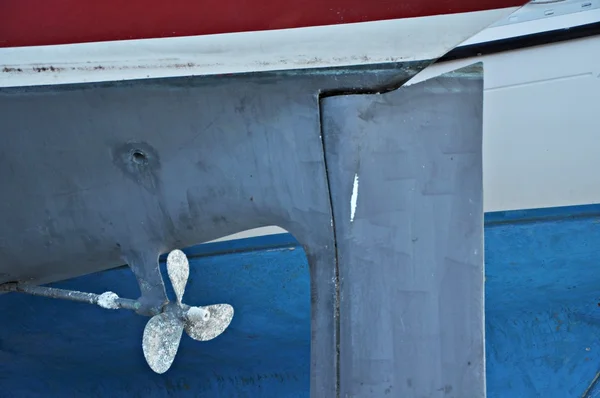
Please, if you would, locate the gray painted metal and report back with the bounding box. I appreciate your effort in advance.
[322,65,485,397]
[0,61,484,396]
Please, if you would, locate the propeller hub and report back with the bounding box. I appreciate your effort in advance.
[186,306,211,322]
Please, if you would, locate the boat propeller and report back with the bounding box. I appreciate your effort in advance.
[0,249,234,374]
[142,249,234,373]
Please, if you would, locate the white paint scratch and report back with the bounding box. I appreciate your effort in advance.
[350,173,359,222]
[97,291,119,309]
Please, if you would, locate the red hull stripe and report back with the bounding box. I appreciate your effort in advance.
[1,0,524,48]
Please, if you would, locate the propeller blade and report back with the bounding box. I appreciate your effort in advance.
[166,249,189,304]
[142,311,184,374]
[185,304,234,342]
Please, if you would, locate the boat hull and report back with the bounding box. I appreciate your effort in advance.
[0,5,520,87]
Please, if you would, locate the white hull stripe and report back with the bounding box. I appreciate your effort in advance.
[0,7,518,87]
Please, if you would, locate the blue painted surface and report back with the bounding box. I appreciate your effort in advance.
[2,204,600,396]
[485,204,600,397]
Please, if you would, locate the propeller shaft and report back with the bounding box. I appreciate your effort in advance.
[0,282,140,311]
